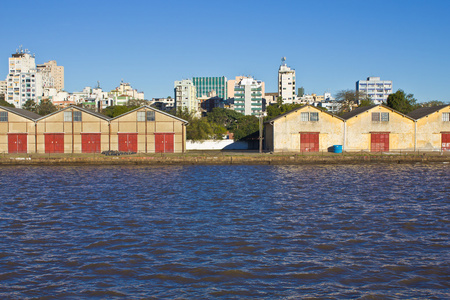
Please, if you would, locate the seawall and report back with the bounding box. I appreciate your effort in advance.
[1,152,449,166]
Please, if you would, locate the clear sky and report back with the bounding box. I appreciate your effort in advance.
[1,0,449,102]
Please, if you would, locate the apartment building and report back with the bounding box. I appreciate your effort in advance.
[174,79,198,113]
[232,76,264,116]
[192,77,227,99]
[278,57,296,104]
[36,60,64,91]
[5,49,43,108]
[356,76,393,104]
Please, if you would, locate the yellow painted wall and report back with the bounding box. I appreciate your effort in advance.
[36,108,110,153]
[110,107,186,153]
[269,106,344,152]
[0,108,36,153]
[345,106,415,151]
[415,106,450,150]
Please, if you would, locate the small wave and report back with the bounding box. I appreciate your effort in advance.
[83,290,127,297]
[398,276,430,286]
[219,269,256,278]
[80,262,112,270]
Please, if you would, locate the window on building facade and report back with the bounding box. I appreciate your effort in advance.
[310,112,319,121]
[74,111,82,122]
[301,112,309,121]
[0,111,8,122]
[372,112,380,122]
[64,111,72,121]
[137,111,145,121]
[443,112,450,122]
[372,112,389,122]
[147,111,155,121]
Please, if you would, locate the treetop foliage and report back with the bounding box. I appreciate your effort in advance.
[386,89,419,114]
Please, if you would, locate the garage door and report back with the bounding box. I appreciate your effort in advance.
[82,133,101,153]
[8,133,27,153]
[45,133,64,153]
[155,133,174,153]
[118,133,138,152]
[300,132,319,152]
[371,133,389,152]
[442,133,450,151]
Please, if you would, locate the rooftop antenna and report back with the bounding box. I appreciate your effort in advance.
[97,81,100,89]
[281,57,286,66]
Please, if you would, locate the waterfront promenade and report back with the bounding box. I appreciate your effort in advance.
[1,151,449,165]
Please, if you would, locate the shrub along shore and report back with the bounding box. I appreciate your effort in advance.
[0,151,449,165]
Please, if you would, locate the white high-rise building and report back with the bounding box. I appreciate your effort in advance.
[5,48,43,108]
[37,60,64,91]
[356,76,393,104]
[174,79,198,113]
[232,76,264,116]
[278,57,296,104]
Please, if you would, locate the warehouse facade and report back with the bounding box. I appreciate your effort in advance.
[0,106,40,153]
[265,105,345,152]
[0,105,188,154]
[407,104,450,151]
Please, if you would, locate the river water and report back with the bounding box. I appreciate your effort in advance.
[0,164,448,299]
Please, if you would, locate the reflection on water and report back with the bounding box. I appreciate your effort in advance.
[0,164,448,298]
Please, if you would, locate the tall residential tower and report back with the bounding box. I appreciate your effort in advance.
[5,48,43,107]
[278,57,296,104]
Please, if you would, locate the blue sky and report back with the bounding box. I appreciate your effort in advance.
[1,0,449,102]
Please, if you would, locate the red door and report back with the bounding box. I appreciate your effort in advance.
[45,133,64,153]
[442,133,450,151]
[82,133,101,153]
[371,133,389,152]
[118,133,138,152]
[300,132,319,152]
[155,133,174,153]
[8,134,27,153]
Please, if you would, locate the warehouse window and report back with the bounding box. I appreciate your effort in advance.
[443,113,450,122]
[301,112,319,121]
[147,111,155,121]
[310,112,319,122]
[0,111,8,122]
[301,112,309,121]
[137,111,145,121]
[74,111,82,122]
[373,112,389,122]
[372,112,380,122]
[64,111,72,122]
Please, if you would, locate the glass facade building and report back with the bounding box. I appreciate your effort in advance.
[192,77,227,99]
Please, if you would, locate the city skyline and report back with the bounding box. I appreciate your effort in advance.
[1,0,449,103]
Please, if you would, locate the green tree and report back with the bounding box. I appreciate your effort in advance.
[233,115,259,141]
[103,105,138,118]
[0,98,15,108]
[335,90,369,115]
[358,98,374,108]
[23,99,37,112]
[420,100,447,107]
[206,107,243,130]
[265,102,302,120]
[386,90,419,114]
[36,99,57,116]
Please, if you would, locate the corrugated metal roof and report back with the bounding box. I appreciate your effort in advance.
[0,105,41,120]
[407,105,450,120]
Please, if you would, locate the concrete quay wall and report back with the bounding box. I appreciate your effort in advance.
[0,152,449,166]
